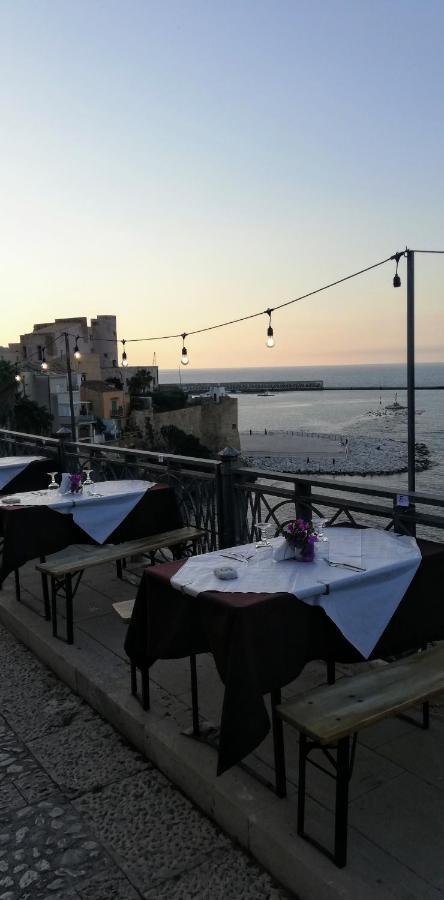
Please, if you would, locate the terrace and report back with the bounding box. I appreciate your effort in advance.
[1,427,444,898]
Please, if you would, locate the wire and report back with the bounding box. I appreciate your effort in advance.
[412,249,444,254]
[122,253,397,344]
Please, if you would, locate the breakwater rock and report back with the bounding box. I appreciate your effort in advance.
[241,435,431,476]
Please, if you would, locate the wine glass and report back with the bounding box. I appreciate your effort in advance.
[314,515,329,559]
[47,472,59,491]
[256,521,272,549]
[83,466,102,497]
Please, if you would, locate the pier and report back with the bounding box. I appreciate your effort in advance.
[161,381,444,394]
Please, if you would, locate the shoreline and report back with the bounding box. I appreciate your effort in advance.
[240,433,431,477]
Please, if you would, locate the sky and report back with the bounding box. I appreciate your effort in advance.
[1,0,443,370]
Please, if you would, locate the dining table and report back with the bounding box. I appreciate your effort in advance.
[125,528,444,775]
[0,456,58,495]
[0,479,183,583]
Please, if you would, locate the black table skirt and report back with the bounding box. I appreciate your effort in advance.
[125,539,444,774]
[0,458,59,495]
[0,483,182,581]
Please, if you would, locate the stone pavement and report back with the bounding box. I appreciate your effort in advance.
[1,557,444,898]
[0,622,291,900]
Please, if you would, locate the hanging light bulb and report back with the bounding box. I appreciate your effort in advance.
[393,253,402,288]
[14,362,22,383]
[181,333,189,366]
[73,336,81,361]
[266,309,275,348]
[121,339,128,367]
[41,350,48,371]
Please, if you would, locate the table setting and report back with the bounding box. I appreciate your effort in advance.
[125,523,444,774]
[0,471,183,581]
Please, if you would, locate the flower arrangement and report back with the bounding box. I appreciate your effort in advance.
[68,473,83,494]
[281,518,318,560]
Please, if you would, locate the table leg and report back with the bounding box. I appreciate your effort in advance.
[190,651,200,737]
[14,569,21,603]
[271,688,287,798]
[65,574,74,645]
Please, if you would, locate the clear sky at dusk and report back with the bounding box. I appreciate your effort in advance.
[1,0,443,369]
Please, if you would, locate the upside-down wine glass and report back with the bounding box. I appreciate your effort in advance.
[256,521,272,549]
[47,472,59,491]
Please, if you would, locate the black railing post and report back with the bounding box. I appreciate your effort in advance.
[217,447,241,549]
[294,478,312,522]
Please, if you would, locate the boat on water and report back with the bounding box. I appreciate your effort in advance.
[385,392,407,411]
[257,391,275,396]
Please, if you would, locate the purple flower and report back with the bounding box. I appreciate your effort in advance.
[69,473,82,494]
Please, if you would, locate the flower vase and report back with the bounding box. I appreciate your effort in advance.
[293,543,315,562]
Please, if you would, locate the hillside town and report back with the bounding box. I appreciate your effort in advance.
[0,315,240,456]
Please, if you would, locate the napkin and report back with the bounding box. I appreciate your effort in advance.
[59,473,71,493]
[273,537,295,562]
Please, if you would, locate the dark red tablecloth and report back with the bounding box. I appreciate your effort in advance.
[124,539,444,774]
[0,458,59,495]
[0,483,182,581]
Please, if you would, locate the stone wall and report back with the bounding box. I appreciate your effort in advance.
[152,397,239,454]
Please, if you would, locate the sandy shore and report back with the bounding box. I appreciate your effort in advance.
[240,431,429,475]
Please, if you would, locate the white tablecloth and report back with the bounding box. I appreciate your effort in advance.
[171,528,421,658]
[0,456,45,490]
[0,479,155,544]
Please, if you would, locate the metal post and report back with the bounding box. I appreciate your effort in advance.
[217,447,241,548]
[406,250,415,493]
[64,332,77,442]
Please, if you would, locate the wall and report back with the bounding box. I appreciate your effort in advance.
[152,396,239,454]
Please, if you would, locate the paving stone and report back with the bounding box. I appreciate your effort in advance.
[73,771,230,892]
[142,846,291,899]
[0,782,26,815]
[0,678,90,743]
[75,867,142,899]
[29,715,149,797]
[0,797,109,899]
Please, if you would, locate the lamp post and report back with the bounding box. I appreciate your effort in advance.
[406,250,415,494]
[63,332,77,442]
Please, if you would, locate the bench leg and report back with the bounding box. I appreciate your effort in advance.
[40,563,50,621]
[190,651,200,737]
[65,574,74,645]
[14,569,21,603]
[422,701,430,729]
[51,577,58,638]
[334,737,350,868]
[116,559,123,579]
[297,733,307,837]
[271,688,287,798]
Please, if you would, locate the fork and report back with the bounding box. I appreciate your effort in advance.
[326,560,366,572]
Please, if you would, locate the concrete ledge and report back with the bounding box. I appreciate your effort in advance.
[0,586,397,899]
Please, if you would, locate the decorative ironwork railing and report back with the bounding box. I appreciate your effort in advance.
[234,467,444,544]
[1,429,443,549]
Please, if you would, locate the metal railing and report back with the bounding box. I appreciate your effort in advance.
[1,428,443,548]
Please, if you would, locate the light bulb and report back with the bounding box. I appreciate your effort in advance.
[74,348,81,361]
[41,360,48,371]
[181,346,189,366]
[266,326,275,348]
[122,351,128,367]
[393,273,401,288]
[15,373,22,383]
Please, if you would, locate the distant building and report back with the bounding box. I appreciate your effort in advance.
[81,380,129,441]
[19,361,96,442]
[1,315,119,382]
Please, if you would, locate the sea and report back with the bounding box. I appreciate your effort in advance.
[160,363,444,495]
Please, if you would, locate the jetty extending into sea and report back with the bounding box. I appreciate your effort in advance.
[162,380,444,394]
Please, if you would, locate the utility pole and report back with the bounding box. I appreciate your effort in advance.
[406,250,415,493]
[64,332,77,442]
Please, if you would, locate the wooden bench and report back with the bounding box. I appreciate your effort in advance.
[36,526,204,644]
[275,646,444,868]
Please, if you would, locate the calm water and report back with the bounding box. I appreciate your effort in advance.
[160,364,444,494]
